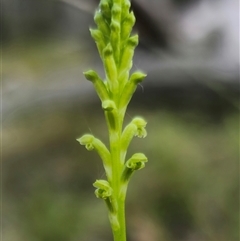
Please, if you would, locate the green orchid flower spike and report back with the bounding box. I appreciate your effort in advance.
[77,0,148,240]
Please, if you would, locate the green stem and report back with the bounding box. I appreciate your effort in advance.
[112,198,126,241]
[108,111,127,241]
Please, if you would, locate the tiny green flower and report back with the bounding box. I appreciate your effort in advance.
[121,117,147,157]
[126,153,148,170]
[119,71,147,108]
[77,134,94,151]
[83,70,109,101]
[102,100,116,111]
[100,0,111,19]
[119,35,139,74]
[122,153,148,182]
[93,179,113,199]
[77,134,111,178]
[90,29,105,57]
[132,117,147,138]
[94,11,110,38]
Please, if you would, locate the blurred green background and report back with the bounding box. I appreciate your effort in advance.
[3,0,239,241]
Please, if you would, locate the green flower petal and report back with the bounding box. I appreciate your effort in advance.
[93,180,113,199]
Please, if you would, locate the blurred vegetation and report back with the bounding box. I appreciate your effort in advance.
[4,105,239,241]
[3,10,239,241]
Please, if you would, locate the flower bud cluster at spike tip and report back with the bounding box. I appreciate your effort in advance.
[83,0,146,101]
[93,180,113,199]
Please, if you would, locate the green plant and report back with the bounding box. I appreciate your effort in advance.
[77,0,147,240]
